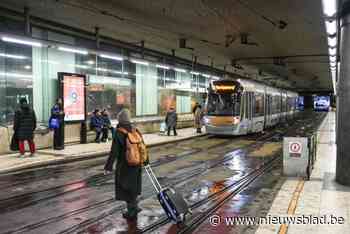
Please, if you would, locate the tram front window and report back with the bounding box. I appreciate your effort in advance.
[207,93,240,116]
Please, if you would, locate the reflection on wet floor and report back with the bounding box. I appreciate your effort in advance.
[0,112,327,234]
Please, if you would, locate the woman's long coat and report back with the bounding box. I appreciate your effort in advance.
[194,108,203,129]
[104,127,142,202]
[13,104,37,140]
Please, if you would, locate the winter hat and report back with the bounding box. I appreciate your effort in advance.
[117,108,131,125]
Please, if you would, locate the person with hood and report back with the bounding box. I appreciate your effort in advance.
[90,109,103,143]
[104,106,143,220]
[13,98,37,157]
[194,104,204,133]
[165,107,178,136]
[50,98,65,150]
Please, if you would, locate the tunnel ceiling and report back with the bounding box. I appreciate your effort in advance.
[0,0,332,92]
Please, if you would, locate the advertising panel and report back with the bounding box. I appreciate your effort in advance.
[59,73,86,122]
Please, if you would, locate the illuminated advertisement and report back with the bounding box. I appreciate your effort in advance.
[59,73,86,122]
[313,96,330,112]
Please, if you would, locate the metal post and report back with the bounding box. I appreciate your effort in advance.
[336,0,350,185]
[24,6,30,36]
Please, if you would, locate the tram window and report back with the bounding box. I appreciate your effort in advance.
[254,94,264,117]
[207,92,241,116]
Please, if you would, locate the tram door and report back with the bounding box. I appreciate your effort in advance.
[246,92,254,133]
[265,95,271,128]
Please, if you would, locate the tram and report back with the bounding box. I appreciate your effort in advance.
[203,79,298,135]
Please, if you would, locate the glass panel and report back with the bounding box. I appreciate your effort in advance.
[0,41,33,124]
[254,94,264,117]
[136,64,158,116]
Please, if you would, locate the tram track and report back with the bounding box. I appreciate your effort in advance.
[141,155,281,233]
[1,132,275,234]
[0,132,270,213]
[1,112,325,234]
[58,131,282,234]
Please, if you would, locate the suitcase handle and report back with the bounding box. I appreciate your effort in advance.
[144,165,163,193]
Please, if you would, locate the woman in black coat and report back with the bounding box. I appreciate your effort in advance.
[104,108,142,220]
[13,98,37,156]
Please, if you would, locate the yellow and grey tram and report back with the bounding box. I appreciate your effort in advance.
[204,79,298,135]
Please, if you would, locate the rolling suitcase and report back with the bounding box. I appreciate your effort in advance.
[144,164,190,224]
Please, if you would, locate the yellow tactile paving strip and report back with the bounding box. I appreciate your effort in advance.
[278,178,305,234]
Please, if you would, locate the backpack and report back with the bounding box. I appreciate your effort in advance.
[118,128,148,166]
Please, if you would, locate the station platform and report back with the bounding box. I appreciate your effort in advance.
[256,112,350,234]
[0,127,205,174]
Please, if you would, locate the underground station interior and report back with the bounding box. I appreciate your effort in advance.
[0,0,349,234]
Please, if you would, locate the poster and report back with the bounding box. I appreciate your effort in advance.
[62,74,86,121]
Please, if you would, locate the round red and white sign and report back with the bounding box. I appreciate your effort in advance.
[289,142,302,154]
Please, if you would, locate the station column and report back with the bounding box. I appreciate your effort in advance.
[336,0,350,186]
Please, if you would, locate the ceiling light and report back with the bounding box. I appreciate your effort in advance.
[2,36,42,47]
[330,62,336,67]
[325,21,337,35]
[130,59,149,66]
[156,64,170,70]
[58,46,88,55]
[0,72,32,78]
[330,56,336,63]
[174,68,187,73]
[100,54,123,61]
[86,60,95,65]
[190,71,200,75]
[202,73,211,78]
[24,65,31,70]
[212,76,220,80]
[322,0,337,17]
[329,47,336,56]
[328,37,337,47]
[0,53,27,59]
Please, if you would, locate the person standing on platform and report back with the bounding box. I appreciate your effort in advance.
[13,98,37,157]
[90,109,103,143]
[165,107,178,136]
[101,109,113,142]
[194,104,204,133]
[104,107,142,220]
[50,98,65,150]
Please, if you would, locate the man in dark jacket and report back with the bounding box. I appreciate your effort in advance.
[165,107,178,136]
[90,109,103,143]
[50,98,65,150]
[104,107,142,220]
[13,98,37,157]
[101,109,112,142]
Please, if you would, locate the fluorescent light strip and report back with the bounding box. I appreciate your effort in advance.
[202,73,211,78]
[212,76,220,80]
[2,36,42,47]
[156,64,170,70]
[329,47,336,56]
[0,53,26,59]
[328,37,337,47]
[322,0,337,17]
[190,71,200,75]
[325,21,337,35]
[330,62,336,67]
[100,54,123,61]
[0,72,32,78]
[329,56,336,63]
[130,59,149,66]
[58,46,88,55]
[174,68,187,73]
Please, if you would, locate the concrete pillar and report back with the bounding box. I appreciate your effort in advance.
[336,0,350,185]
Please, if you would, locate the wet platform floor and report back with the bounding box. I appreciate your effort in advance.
[0,111,326,234]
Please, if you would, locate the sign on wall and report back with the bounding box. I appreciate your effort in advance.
[59,73,86,122]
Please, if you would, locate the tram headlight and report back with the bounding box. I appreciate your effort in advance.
[203,116,210,124]
[233,117,241,124]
